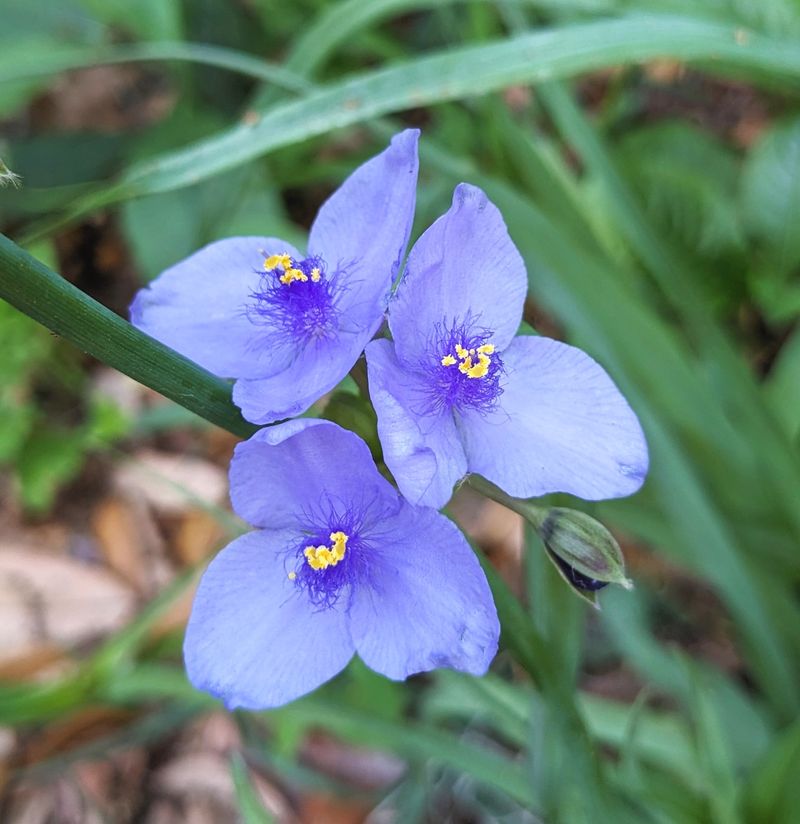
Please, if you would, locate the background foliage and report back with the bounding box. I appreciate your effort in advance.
[1,0,799,820]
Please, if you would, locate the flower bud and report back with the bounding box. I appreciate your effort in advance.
[538,507,632,592]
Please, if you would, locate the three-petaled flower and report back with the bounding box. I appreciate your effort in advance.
[130,130,419,424]
[184,419,499,709]
[366,183,649,509]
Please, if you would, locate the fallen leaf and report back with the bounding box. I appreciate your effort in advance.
[0,545,136,665]
[173,510,226,567]
[92,496,165,594]
[115,451,227,516]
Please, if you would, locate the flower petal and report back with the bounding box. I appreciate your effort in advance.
[366,339,467,508]
[350,506,499,679]
[460,336,649,499]
[231,332,365,424]
[389,183,527,366]
[230,419,397,529]
[130,237,302,378]
[308,129,419,320]
[184,529,354,710]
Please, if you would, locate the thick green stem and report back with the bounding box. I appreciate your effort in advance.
[0,233,258,439]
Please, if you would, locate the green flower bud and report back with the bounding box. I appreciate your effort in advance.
[538,507,632,591]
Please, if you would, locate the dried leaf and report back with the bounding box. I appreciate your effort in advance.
[0,546,136,664]
[115,451,227,516]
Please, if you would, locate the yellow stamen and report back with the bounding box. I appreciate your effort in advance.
[477,344,495,355]
[455,343,469,359]
[288,571,297,580]
[264,253,292,271]
[466,352,491,378]
[303,531,349,571]
[441,354,457,366]
[279,267,308,285]
[310,267,322,282]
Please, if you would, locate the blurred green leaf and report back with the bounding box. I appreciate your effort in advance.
[748,261,800,325]
[230,753,277,824]
[16,427,87,512]
[5,133,133,189]
[742,117,800,270]
[74,0,183,40]
[764,324,800,440]
[615,121,745,258]
[745,717,800,823]
[601,586,772,771]
[279,696,538,807]
[687,667,743,822]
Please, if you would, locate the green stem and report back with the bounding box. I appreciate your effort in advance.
[468,473,548,528]
[0,233,258,439]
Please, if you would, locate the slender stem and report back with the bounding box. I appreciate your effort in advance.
[0,233,259,439]
[467,474,548,528]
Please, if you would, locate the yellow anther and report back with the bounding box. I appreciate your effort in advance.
[441,354,457,366]
[330,531,348,560]
[288,571,297,581]
[455,344,469,359]
[264,253,292,271]
[279,267,308,285]
[477,344,495,355]
[466,352,491,378]
[310,267,322,282]
[303,531,349,571]
[458,356,473,375]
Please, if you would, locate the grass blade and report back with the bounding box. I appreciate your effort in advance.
[0,233,258,438]
[20,15,800,241]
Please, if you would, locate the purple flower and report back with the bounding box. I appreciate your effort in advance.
[184,419,499,709]
[366,184,649,509]
[130,131,419,424]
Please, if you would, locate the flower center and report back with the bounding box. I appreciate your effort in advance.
[249,251,339,348]
[283,496,397,609]
[440,342,495,378]
[300,530,349,571]
[423,318,504,414]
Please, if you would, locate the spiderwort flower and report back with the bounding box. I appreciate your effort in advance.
[366,184,649,509]
[184,419,499,709]
[130,130,419,424]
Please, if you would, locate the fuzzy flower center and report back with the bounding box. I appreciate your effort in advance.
[287,524,359,607]
[249,251,339,347]
[423,318,504,414]
[282,493,399,609]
